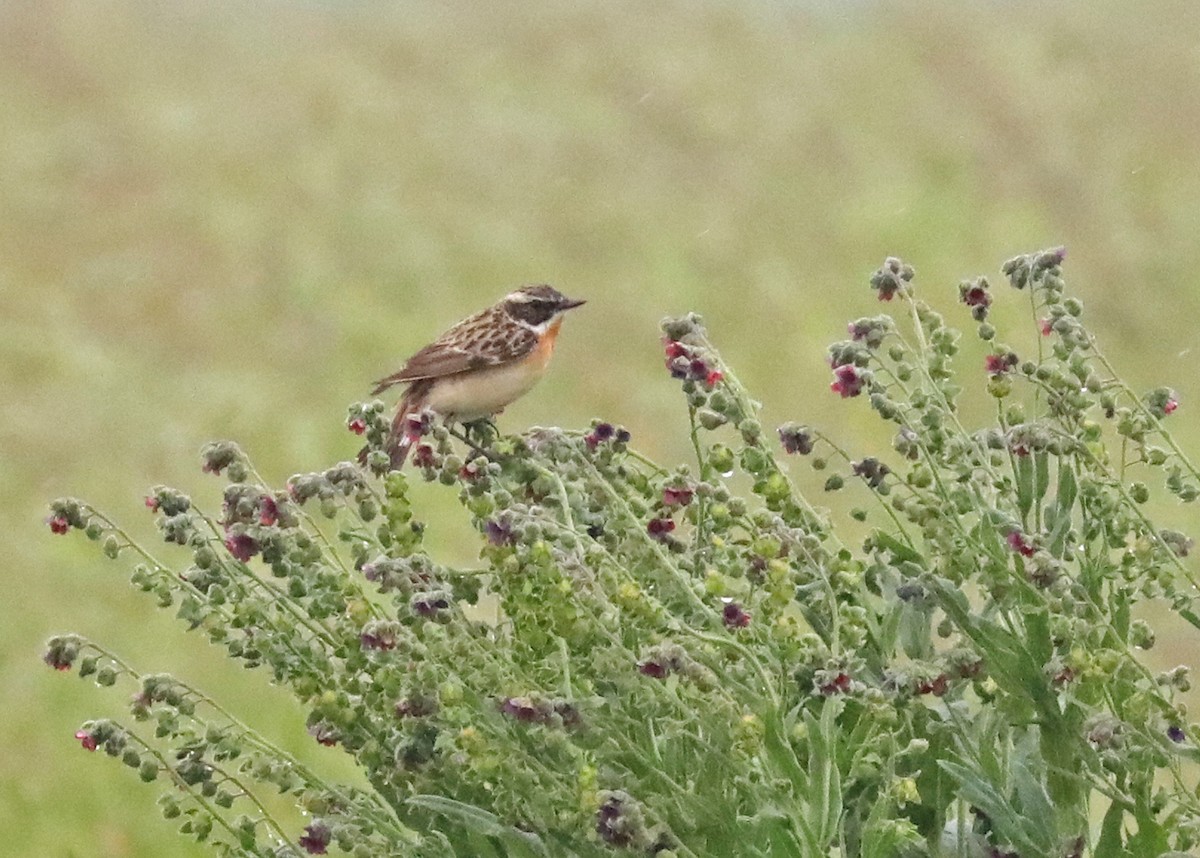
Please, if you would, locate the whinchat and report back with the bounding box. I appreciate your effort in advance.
[366,284,586,469]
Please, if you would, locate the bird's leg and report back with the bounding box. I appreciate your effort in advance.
[445,419,496,462]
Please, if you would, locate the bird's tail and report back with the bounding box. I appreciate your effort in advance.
[358,384,429,471]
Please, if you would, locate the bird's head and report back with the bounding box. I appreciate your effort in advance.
[503,284,586,329]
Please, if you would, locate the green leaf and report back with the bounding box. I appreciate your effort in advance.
[1034,450,1051,505]
[406,796,549,858]
[1016,453,1035,522]
[1093,799,1125,858]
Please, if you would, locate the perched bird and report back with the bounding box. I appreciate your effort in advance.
[365,284,586,469]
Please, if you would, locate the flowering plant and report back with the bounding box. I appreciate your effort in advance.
[45,251,1200,856]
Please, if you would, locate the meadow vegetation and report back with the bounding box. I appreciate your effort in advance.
[6,1,1200,854]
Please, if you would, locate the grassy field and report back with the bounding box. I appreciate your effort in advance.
[5,0,1200,854]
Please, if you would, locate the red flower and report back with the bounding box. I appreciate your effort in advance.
[347,417,367,435]
[704,369,724,388]
[830,364,865,398]
[1040,318,1053,336]
[47,515,70,535]
[1005,530,1036,558]
[258,496,279,527]
[818,672,852,695]
[663,340,690,360]
[75,730,98,752]
[411,444,436,469]
[917,674,949,696]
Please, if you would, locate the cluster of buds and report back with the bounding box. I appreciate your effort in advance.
[595,791,652,850]
[869,256,914,301]
[778,423,815,455]
[1001,246,1066,290]
[46,497,88,535]
[359,620,403,651]
[721,600,751,629]
[498,695,582,729]
[663,337,724,389]
[200,440,249,482]
[584,421,631,451]
[984,351,1019,376]
[637,642,708,683]
[958,277,992,321]
[847,316,892,349]
[851,457,891,490]
[298,820,331,854]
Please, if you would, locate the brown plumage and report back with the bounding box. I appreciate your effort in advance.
[361,285,585,469]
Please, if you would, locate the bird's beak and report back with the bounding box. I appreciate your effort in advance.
[560,298,587,311]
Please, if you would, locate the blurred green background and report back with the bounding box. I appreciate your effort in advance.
[5,0,1200,854]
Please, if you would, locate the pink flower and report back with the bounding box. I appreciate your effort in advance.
[75,730,97,752]
[47,515,70,535]
[1040,318,1053,336]
[1165,397,1179,415]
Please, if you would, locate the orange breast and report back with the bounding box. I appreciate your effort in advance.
[530,318,563,370]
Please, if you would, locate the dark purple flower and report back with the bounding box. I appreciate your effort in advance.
[500,696,545,724]
[638,660,669,679]
[298,821,331,855]
[360,630,396,651]
[647,517,675,540]
[412,594,450,618]
[307,722,338,747]
[1169,725,1187,743]
[722,601,751,629]
[224,531,259,562]
[662,485,693,507]
[830,364,865,398]
[395,696,438,718]
[917,674,949,696]
[960,283,991,310]
[47,515,70,535]
[851,457,891,489]
[985,352,1019,376]
[778,424,815,455]
[485,518,515,547]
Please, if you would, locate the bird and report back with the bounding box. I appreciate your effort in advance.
[364,284,586,469]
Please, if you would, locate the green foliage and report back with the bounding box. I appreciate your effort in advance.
[45,253,1200,856]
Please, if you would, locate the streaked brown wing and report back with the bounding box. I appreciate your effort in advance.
[371,310,537,395]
